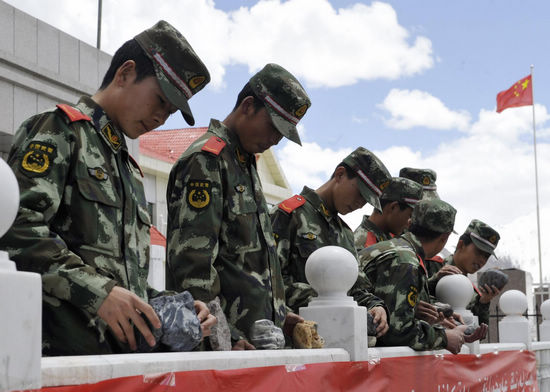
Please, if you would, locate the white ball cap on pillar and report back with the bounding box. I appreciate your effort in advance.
[499,290,528,315]
[0,157,19,238]
[435,274,474,309]
[305,245,358,298]
[541,299,550,320]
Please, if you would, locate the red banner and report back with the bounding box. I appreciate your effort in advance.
[27,350,537,392]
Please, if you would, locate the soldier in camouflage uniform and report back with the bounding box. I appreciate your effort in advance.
[270,147,392,337]
[0,21,216,355]
[353,177,423,252]
[358,199,486,353]
[400,167,446,277]
[428,220,501,325]
[166,63,311,350]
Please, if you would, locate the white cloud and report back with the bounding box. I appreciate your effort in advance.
[5,0,434,89]
[276,104,550,283]
[380,88,471,130]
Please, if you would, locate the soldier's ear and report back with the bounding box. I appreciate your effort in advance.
[114,60,138,87]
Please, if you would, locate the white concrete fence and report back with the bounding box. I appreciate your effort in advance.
[2,157,550,391]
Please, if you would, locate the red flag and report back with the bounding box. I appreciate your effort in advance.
[496,74,533,112]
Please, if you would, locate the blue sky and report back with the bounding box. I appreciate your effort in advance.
[6,0,550,282]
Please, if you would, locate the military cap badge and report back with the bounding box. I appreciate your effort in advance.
[422,176,431,185]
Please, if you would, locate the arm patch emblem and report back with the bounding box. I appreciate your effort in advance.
[20,141,56,177]
[187,180,211,210]
[407,286,418,307]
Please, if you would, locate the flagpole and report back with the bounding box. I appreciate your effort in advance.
[531,65,543,289]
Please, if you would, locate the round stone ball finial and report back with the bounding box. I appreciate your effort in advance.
[499,290,527,316]
[435,274,474,309]
[0,158,19,239]
[541,300,550,321]
[305,246,358,298]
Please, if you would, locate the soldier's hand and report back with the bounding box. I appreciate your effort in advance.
[415,300,440,324]
[283,312,304,337]
[232,339,256,350]
[435,265,463,280]
[479,285,500,304]
[194,300,217,338]
[369,306,389,337]
[465,323,488,342]
[444,325,467,355]
[97,286,161,351]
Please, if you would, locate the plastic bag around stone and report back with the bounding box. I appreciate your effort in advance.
[478,269,509,291]
[135,291,202,352]
[249,319,285,349]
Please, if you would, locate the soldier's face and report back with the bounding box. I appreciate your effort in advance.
[237,98,283,154]
[333,173,366,215]
[388,204,413,236]
[115,70,177,139]
[454,241,490,274]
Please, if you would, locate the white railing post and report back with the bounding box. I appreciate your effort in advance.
[498,290,530,348]
[299,246,368,361]
[436,274,479,354]
[0,158,42,391]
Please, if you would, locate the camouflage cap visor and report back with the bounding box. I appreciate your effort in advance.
[152,53,195,125]
[355,168,382,211]
[422,189,440,200]
[263,97,302,145]
[469,232,497,255]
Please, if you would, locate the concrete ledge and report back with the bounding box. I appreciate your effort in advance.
[41,348,350,387]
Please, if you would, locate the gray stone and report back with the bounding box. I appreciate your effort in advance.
[367,312,379,336]
[434,302,454,318]
[249,319,285,349]
[207,297,232,351]
[478,269,509,290]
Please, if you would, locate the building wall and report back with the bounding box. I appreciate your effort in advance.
[0,0,139,159]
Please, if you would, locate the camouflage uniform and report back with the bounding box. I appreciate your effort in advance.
[166,119,286,342]
[271,186,385,312]
[354,177,422,252]
[359,199,456,350]
[0,21,211,356]
[353,215,391,252]
[166,64,312,343]
[428,220,501,325]
[0,98,154,355]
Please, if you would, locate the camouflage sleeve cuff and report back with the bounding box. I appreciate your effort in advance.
[433,325,448,350]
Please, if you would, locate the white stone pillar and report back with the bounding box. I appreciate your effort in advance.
[0,157,42,391]
[147,244,166,292]
[299,246,368,361]
[539,299,550,341]
[436,274,479,353]
[498,290,530,348]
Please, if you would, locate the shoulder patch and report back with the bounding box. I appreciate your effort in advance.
[278,195,306,214]
[187,180,212,210]
[128,154,144,178]
[428,255,445,264]
[56,104,91,123]
[20,141,56,177]
[364,231,378,248]
[201,136,226,155]
[407,286,418,307]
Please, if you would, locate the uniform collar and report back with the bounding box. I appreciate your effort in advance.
[77,96,127,154]
[209,119,254,166]
[301,186,335,222]
[401,231,426,260]
[363,216,388,240]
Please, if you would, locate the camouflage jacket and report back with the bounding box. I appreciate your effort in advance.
[425,255,446,278]
[166,119,286,342]
[353,215,392,253]
[359,232,447,350]
[428,255,490,325]
[270,186,385,313]
[0,97,156,355]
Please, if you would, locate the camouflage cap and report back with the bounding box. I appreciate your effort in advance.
[135,20,210,126]
[411,199,457,234]
[399,167,439,200]
[463,219,500,255]
[342,147,391,211]
[380,177,423,209]
[249,63,311,145]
